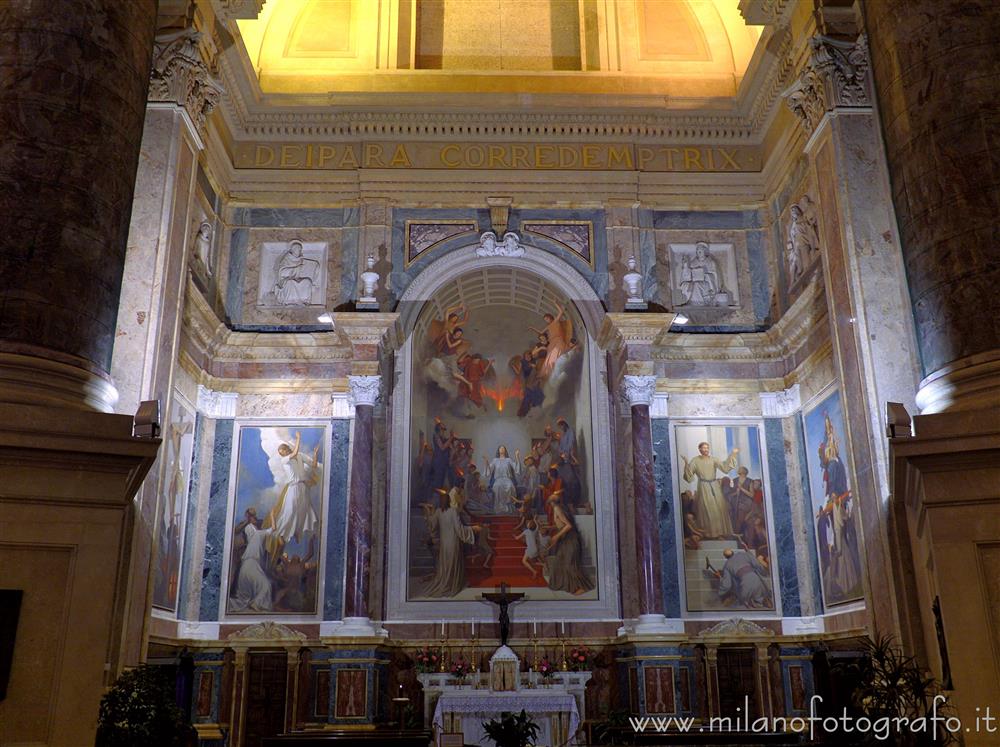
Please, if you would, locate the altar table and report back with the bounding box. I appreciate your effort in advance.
[432,690,579,747]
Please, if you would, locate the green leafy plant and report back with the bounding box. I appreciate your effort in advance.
[482,709,540,747]
[836,633,957,747]
[592,708,632,746]
[96,665,194,747]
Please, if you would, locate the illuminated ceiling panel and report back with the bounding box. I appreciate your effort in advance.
[237,0,763,99]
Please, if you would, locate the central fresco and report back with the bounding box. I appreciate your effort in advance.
[406,290,598,601]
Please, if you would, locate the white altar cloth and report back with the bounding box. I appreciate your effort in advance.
[432,690,580,747]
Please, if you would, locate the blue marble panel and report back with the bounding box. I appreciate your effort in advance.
[389,208,488,304]
[339,215,360,308]
[225,229,249,324]
[649,210,762,230]
[324,419,352,620]
[652,419,681,618]
[178,412,204,620]
[764,418,801,617]
[627,644,700,717]
[793,417,823,613]
[638,223,659,303]
[191,652,225,725]
[778,646,815,716]
[746,229,771,323]
[309,648,391,724]
[199,418,234,621]
[247,208,351,227]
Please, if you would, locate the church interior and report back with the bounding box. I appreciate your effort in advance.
[1,0,999,745]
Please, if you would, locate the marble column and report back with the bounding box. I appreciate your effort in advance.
[0,0,158,412]
[622,375,671,633]
[863,0,1000,414]
[336,374,383,636]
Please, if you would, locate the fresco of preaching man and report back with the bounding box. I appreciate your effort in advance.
[681,441,740,539]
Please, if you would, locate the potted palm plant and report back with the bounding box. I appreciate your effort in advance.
[482,709,540,747]
[95,665,195,747]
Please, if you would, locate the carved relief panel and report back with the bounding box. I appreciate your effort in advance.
[668,242,740,309]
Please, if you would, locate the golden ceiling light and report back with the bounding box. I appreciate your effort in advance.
[236,0,763,100]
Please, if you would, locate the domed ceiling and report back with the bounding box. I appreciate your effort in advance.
[236,0,763,101]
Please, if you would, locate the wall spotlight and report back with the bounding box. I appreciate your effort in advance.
[317,312,334,324]
[673,313,690,326]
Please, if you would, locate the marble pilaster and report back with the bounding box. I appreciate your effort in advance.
[0,0,157,411]
[786,32,922,636]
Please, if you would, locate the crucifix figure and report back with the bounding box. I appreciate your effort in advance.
[481,581,525,647]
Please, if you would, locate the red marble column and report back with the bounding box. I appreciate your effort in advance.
[863,0,1000,412]
[340,375,381,634]
[623,375,670,631]
[0,0,158,411]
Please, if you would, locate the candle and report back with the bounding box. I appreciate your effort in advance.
[441,620,445,637]
[532,621,537,636]
[472,620,476,637]
[560,621,566,636]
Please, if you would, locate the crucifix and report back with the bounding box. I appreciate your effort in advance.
[481,582,525,647]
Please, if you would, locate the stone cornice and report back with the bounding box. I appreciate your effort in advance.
[598,313,675,351]
[211,27,792,147]
[182,278,353,364]
[653,273,827,364]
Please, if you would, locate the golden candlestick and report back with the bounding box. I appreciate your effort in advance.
[560,638,568,671]
[439,637,447,672]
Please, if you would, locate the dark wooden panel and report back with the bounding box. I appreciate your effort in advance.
[245,653,288,747]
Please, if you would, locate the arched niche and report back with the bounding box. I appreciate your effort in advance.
[386,246,621,622]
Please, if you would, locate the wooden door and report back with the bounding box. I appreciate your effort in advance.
[716,647,756,720]
[244,652,287,747]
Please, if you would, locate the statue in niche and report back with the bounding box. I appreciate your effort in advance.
[193,220,213,275]
[677,242,723,306]
[272,239,319,306]
[786,239,803,287]
[788,196,820,263]
[623,255,644,304]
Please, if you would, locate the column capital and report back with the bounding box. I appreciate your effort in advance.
[621,375,658,407]
[782,34,871,135]
[196,384,238,419]
[759,383,801,418]
[348,375,381,407]
[149,29,225,135]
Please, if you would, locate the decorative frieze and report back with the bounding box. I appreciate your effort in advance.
[783,35,871,134]
[149,29,225,133]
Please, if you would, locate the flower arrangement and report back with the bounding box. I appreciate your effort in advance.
[568,645,593,671]
[536,656,557,680]
[450,656,472,679]
[414,646,442,673]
